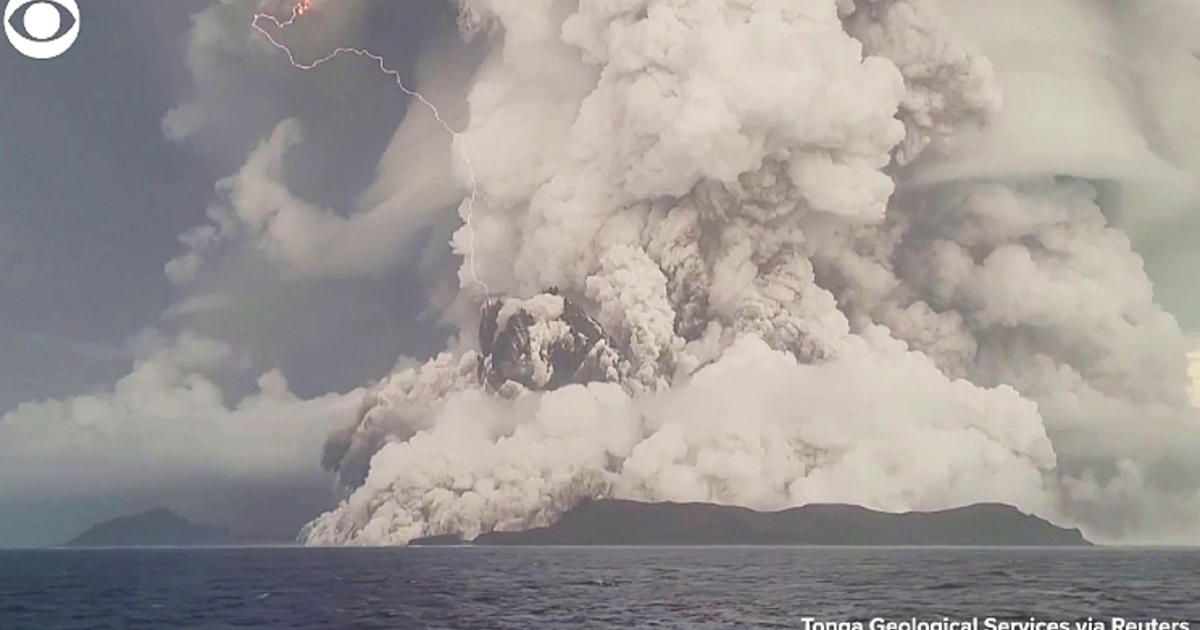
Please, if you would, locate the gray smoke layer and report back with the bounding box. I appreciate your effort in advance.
[300,0,1200,545]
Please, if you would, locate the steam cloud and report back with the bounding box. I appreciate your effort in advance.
[176,0,1200,545]
[0,331,358,518]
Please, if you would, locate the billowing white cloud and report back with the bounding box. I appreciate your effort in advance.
[11,0,1199,548]
[0,331,360,523]
[304,0,1200,546]
[164,0,479,282]
[162,101,208,144]
[305,333,1059,545]
[904,0,1200,226]
[168,113,454,279]
[1189,344,1200,409]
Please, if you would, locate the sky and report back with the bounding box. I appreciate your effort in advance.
[0,0,452,546]
[1,0,1199,548]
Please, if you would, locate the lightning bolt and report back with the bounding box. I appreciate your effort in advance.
[251,1,491,302]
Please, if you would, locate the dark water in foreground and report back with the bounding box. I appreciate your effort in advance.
[1,547,1197,629]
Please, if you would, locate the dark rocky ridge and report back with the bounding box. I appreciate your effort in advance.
[412,499,1091,546]
[62,508,288,548]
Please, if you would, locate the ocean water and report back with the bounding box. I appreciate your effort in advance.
[0,547,1197,629]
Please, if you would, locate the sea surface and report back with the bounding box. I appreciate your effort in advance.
[0,547,1197,629]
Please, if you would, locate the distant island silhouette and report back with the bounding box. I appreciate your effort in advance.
[413,500,1091,546]
[62,508,290,548]
[64,501,1089,547]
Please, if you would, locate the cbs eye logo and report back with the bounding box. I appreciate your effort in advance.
[4,0,79,59]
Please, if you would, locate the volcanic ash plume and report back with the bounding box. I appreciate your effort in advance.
[303,0,1200,545]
